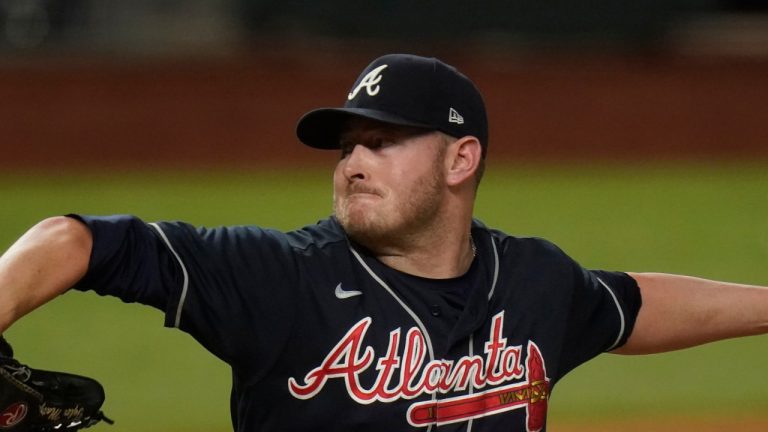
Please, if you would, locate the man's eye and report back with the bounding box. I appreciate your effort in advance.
[339,140,354,158]
[369,138,385,149]
[370,137,397,150]
[338,137,395,158]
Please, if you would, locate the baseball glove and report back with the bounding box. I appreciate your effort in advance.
[0,336,113,431]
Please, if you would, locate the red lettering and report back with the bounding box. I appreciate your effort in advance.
[397,328,426,398]
[421,361,444,393]
[501,346,524,379]
[288,318,374,400]
[484,312,507,383]
[288,311,549,431]
[361,329,402,402]
[450,356,485,390]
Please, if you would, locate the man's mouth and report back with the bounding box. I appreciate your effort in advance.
[347,185,382,198]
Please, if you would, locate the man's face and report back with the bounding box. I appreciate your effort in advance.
[333,119,448,247]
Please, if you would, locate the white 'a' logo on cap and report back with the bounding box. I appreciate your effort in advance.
[348,65,388,100]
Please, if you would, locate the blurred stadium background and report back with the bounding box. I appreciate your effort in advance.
[1,1,767,431]
[0,0,767,169]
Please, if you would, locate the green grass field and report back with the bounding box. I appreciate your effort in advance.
[2,162,767,430]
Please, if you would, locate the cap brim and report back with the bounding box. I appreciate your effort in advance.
[296,108,433,149]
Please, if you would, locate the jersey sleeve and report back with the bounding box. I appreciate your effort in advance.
[70,214,179,310]
[70,214,298,369]
[556,256,642,377]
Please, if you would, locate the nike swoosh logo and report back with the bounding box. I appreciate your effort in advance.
[334,283,362,299]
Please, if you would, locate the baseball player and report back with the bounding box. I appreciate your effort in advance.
[1,53,767,432]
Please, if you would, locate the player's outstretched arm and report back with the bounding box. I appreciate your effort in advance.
[0,216,92,333]
[613,272,768,355]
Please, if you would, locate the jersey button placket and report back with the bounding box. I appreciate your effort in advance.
[430,304,442,317]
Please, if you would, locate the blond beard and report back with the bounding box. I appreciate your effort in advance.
[334,154,446,251]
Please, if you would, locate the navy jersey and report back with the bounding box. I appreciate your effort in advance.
[71,215,641,432]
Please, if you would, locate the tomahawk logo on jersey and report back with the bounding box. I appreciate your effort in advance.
[70,215,640,431]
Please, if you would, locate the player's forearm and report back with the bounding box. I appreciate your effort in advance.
[615,272,768,355]
[0,216,92,333]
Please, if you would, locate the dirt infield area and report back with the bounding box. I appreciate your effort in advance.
[555,416,768,432]
[1,50,767,169]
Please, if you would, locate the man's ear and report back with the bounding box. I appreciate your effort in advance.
[445,136,482,187]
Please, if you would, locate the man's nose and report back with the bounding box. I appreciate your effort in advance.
[342,144,373,181]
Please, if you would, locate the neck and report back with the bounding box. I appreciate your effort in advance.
[364,218,475,279]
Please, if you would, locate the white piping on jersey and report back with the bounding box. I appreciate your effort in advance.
[486,234,500,300]
[348,247,436,362]
[596,277,626,351]
[348,246,437,432]
[149,223,189,329]
[466,334,475,432]
[467,232,498,432]
[349,232,499,431]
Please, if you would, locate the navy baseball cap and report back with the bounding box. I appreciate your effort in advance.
[296,54,488,157]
